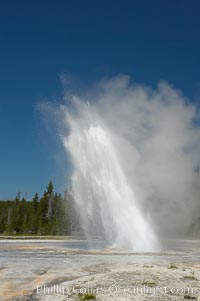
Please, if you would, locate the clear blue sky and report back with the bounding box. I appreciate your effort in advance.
[0,0,200,199]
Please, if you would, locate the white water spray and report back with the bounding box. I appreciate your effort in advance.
[62,100,158,251]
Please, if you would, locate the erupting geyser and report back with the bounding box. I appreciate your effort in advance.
[61,100,158,252]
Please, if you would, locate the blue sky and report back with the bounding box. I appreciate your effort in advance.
[0,0,200,199]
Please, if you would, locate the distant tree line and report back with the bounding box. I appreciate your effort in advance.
[0,181,79,235]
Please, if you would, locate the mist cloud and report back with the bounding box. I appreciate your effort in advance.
[57,74,200,237]
[91,75,200,236]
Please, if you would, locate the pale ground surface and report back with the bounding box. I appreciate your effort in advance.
[0,239,200,301]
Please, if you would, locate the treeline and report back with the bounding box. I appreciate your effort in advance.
[0,181,79,235]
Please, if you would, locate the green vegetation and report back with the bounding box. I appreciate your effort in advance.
[0,181,80,236]
[142,281,156,287]
[183,275,197,280]
[78,293,96,300]
[143,265,154,268]
[168,263,178,269]
[184,295,197,300]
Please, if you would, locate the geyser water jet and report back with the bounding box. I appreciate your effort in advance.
[61,100,158,251]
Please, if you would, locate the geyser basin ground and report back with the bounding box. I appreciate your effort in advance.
[1,240,200,301]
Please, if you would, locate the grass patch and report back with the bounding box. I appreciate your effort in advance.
[143,265,154,268]
[142,281,156,287]
[184,295,196,300]
[78,293,96,300]
[183,275,197,280]
[168,263,178,269]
